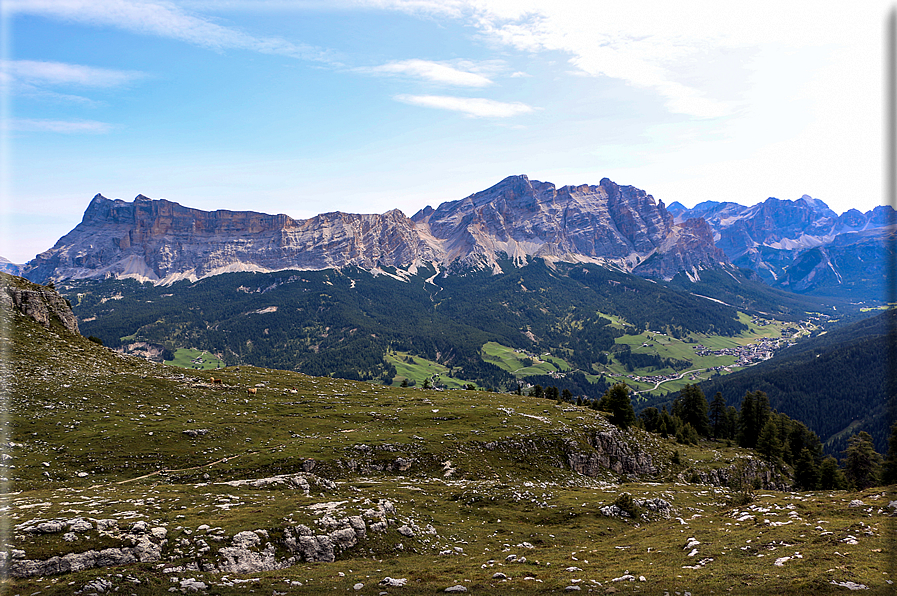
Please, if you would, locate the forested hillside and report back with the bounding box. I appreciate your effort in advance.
[654,310,894,455]
[62,259,829,394]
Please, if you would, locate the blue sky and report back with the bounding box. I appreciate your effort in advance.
[0,0,890,263]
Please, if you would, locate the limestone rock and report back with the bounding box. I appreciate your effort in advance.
[1,278,79,334]
[216,543,283,574]
[24,177,728,285]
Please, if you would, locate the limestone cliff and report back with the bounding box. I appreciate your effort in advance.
[24,176,728,284]
[1,273,79,335]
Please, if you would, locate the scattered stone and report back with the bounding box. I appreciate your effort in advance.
[69,518,93,532]
[180,578,208,592]
[354,583,364,590]
[130,521,148,534]
[493,572,508,579]
[831,580,869,590]
[82,577,113,593]
[611,574,635,582]
[379,577,407,587]
[35,521,64,534]
[445,585,468,593]
[182,429,210,438]
[565,586,582,592]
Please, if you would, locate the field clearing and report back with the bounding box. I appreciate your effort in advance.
[480,341,569,377]
[164,348,225,370]
[385,351,475,389]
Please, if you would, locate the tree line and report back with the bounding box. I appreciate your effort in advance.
[590,381,894,492]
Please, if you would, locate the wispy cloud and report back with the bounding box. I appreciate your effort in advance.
[365,59,493,87]
[5,0,329,61]
[9,119,113,133]
[395,94,534,117]
[366,0,870,120]
[1,60,145,87]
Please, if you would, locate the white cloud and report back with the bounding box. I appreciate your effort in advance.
[1,60,145,87]
[366,59,493,87]
[364,0,889,120]
[5,0,328,61]
[395,94,534,117]
[10,119,113,133]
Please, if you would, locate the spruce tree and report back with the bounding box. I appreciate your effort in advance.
[818,456,846,490]
[709,392,726,439]
[674,384,711,438]
[843,431,882,490]
[639,407,660,433]
[739,391,771,448]
[794,447,820,490]
[756,419,782,464]
[881,423,897,485]
[599,383,635,429]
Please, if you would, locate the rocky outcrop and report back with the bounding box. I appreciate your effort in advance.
[8,520,166,578]
[565,430,657,478]
[682,457,790,491]
[24,176,728,285]
[7,496,415,579]
[1,273,79,334]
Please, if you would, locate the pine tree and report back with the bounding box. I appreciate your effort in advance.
[880,422,897,485]
[659,406,674,438]
[739,391,770,448]
[638,407,661,433]
[843,431,882,490]
[599,383,635,429]
[709,392,726,439]
[673,384,711,438]
[756,419,782,464]
[818,456,846,490]
[677,422,699,445]
[794,447,820,490]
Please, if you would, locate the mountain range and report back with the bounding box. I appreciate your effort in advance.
[23,176,726,285]
[668,197,895,300]
[21,175,895,303]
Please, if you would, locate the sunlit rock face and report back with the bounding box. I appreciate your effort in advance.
[23,176,728,285]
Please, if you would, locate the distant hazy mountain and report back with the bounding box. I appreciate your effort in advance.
[670,197,896,301]
[0,256,21,276]
[23,176,727,285]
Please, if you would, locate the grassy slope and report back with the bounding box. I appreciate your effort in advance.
[2,294,891,595]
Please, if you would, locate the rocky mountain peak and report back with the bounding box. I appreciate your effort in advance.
[24,176,730,284]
